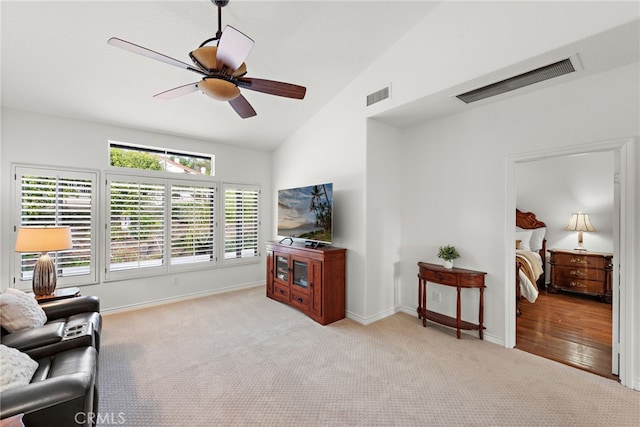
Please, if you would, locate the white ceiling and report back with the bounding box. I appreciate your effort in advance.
[1,0,438,151]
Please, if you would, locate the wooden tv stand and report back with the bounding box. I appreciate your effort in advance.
[266,241,346,325]
[417,262,486,339]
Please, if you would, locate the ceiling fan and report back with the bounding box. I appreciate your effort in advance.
[107,0,306,119]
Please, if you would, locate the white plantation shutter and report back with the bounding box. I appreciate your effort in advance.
[223,184,260,265]
[171,183,216,265]
[108,177,165,277]
[14,167,97,287]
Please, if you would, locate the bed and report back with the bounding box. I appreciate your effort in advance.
[515,209,547,316]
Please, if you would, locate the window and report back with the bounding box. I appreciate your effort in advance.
[223,183,260,265]
[108,177,166,276]
[13,166,98,287]
[171,184,215,265]
[109,141,215,176]
[107,174,217,280]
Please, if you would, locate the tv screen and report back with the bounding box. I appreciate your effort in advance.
[278,183,333,245]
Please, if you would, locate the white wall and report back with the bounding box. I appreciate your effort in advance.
[1,108,272,311]
[399,62,638,336]
[364,119,403,322]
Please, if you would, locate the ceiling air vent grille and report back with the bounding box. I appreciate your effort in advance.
[367,86,390,106]
[456,58,576,104]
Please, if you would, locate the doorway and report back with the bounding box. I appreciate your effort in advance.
[505,137,636,388]
[514,151,615,377]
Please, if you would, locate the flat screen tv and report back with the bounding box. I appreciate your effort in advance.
[277,183,333,246]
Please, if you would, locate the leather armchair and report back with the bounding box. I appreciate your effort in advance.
[0,345,98,426]
[1,296,101,359]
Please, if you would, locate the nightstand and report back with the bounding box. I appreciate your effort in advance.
[547,249,613,302]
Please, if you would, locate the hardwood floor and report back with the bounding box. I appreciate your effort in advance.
[516,290,617,380]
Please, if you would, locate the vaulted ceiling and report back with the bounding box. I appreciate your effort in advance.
[1,1,438,150]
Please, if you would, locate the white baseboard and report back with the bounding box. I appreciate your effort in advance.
[101,281,264,315]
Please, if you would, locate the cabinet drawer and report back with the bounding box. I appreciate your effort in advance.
[553,277,603,294]
[273,283,290,302]
[458,274,484,288]
[423,269,457,286]
[553,266,606,281]
[290,291,310,310]
[554,253,608,269]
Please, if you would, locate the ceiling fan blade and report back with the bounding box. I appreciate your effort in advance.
[108,37,206,76]
[236,77,306,99]
[153,83,199,100]
[216,26,254,72]
[228,95,257,119]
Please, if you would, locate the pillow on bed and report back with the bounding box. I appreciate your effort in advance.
[515,230,533,251]
[516,226,546,252]
[529,227,546,252]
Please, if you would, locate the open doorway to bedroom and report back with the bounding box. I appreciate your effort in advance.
[512,147,619,379]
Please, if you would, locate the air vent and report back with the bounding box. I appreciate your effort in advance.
[367,86,390,106]
[456,58,576,104]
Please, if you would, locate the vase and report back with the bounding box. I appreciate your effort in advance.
[443,260,453,269]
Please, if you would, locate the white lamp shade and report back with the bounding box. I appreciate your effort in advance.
[15,226,73,253]
[564,213,596,232]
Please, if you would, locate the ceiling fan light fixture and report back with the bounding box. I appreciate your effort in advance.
[199,78,240,101]
[191,46,219,71]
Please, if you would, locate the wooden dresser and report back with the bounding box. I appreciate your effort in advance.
[548,249,613,302]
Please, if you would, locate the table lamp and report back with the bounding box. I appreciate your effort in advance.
[14,226,72,296]
[564,212,595,251]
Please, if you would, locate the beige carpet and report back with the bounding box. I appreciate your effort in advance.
[98,286,639,426]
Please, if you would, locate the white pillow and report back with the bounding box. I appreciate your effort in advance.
[0,288,47,333]
[529,227,546,252]
[515,230,533,251]
[0,344,38,391]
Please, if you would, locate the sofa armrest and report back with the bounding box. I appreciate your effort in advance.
[0,323,65,353]
[0,347,97,422]
[0,375,89,419]
[41,296,100,320]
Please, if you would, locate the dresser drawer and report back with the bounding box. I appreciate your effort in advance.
[553,276,603,295]
[553,253,609,269]
[422,269,457,286]
[553,266,607,282]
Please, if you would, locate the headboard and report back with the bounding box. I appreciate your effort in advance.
[515,209,547,287]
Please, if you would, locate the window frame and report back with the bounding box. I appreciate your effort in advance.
[12,164,99,289]
[105,171,219,281]
[222,183,261,267]
[109,140,215,176]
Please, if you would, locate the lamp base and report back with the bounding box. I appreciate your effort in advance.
[32,253,57,296]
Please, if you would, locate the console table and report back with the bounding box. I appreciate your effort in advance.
[417,262,486,339]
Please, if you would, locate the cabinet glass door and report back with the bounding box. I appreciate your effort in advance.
[276,256,289,282]
[292,259,309,289]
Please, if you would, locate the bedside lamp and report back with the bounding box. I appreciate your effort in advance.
[564,212,595,251]
[15,226,72,296]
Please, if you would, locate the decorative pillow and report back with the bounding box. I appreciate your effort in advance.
[0,344,38,391]
[514,230,533,251]
[528,227,547,252]
[0,288,47,333]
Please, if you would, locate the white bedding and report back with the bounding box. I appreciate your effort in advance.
[516,249,544,303]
